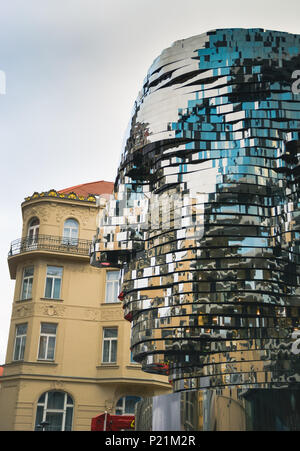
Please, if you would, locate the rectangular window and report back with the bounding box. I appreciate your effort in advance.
[13,323,27,361]
[45,266,63,299]
[38,323,57,360]
[102,328,118,363]
[105,271,120,303]
[21,266,34,300]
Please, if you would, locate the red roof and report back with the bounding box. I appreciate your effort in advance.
[58,181,114,197]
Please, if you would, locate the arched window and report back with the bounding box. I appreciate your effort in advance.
[27,217,39,245]
[35,390,74,431]
[62,218,79,245]
[115,396,141,415]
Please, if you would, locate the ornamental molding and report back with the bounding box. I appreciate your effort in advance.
[24,189,96,204]
[12,304,34,318]
[35,303,66,318]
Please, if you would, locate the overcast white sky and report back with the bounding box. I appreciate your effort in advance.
[1,0,300,364]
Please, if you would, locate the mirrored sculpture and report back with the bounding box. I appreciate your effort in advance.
[91,28,300,430]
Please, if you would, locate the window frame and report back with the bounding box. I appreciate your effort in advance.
[115,396,141,415]
[102,327,118,363]
[27,217,40,245]
[37,322,57,361]
[20,266,34,300]
[105,270,120,303]
[13,323,27,361]
[62,218,79,246]
[35,391,74,431]
[44,266,63,300]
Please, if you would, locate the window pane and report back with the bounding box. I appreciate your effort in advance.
[65,407,73,431]
[19,336,26,360]
[71,228,78,238]
[47,391,65,409]
[116,398,123,407]
[125,396,141,414]
[65,219,78,229]
[34,406,44,430]
[24,267,34,277]
[113,281,119,300]
[107,271,119,281]
[45,412,63,431]
[21,279,29,299]
[13,337,21,360]
[47,266,63,277]
[17,324,27,335]
[38,336,47,359]
[47,336,56,359]
[104,328,118,338]
[45,278,53,298]
[41,323,57,334]
[105,282,113,302]
[37,393,46,404]
[53,278,61,299]
[29,218,39,227]
[27,278,33,298]
[111,340,117,362]
[102,341,110,362]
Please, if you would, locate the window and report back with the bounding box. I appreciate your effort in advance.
[105,271,120,303]
[20,266,34,300]
[35,391,74,431]
[13,323,27,361]
[115,396,141,415]
[62,218,79,245]
[38,323,57,360]
[27,217,39,245]
[45,266,63,299]
[102,328,118,363]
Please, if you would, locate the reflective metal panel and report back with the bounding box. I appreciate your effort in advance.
[91,28,300,429]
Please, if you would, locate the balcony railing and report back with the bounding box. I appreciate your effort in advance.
[8,234,92,257]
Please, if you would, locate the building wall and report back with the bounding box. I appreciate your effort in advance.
[0,190,170,431]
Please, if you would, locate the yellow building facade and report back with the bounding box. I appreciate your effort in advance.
[0,181,170,431]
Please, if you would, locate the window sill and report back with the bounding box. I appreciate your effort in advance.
[97,363,119,369]
[36,359,57,364]
[7,360,58,366]
[40,297,64,302]
[16,298,32,302]
[101,302,122,306]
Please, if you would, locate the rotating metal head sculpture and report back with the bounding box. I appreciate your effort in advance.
[91,29,300,405]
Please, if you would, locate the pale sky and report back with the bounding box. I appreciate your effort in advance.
[1,0,300,363]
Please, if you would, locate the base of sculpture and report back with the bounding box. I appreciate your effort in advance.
[135,388,300,431]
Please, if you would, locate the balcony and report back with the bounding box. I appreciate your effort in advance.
[8,235,92,278]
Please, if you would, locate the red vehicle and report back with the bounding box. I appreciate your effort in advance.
[91,412,135,431]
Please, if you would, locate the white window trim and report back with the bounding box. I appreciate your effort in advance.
[37,323,57,361]
[102,328,118,363]
[62,218,79,246]
[13,324,27,361]
[27,218,40,249]
[20,267,34,300]
[44,266,63,299]
[105,270,120,303]
[37,391,73,431]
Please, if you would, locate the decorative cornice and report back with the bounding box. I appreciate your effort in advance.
[23,189,97,204]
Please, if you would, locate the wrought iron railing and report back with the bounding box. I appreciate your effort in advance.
[8,234,92,257]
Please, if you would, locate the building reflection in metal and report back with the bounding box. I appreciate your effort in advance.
[91,28,300,430]
[135,389,300,431]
